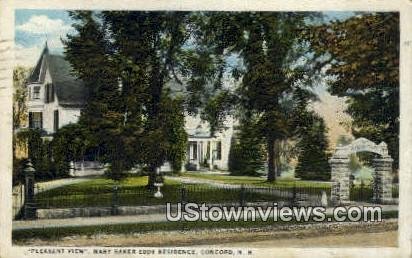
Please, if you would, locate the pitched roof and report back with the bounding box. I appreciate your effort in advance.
[28,45,88,108]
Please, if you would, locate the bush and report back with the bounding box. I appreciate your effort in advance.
[13,158,27,186]
[15,128,77,181]
[228,139,263,176]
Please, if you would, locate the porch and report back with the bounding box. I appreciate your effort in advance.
[186,136,222,171]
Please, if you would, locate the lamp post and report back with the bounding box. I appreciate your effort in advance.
[154,167,164,198]
[24,160,36,219]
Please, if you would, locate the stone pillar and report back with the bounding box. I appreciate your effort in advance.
[329,155,350,204]
[24,160,37,220]
[372,156,393,204]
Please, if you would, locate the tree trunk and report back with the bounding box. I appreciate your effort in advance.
[267,138,276,182]
[274,139,281,177]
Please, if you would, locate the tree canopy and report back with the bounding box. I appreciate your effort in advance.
[193,12,324,181]
[305,12,399,168]
[64,11,197,184]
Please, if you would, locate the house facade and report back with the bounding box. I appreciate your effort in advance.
[26,45,233,171]
[26,45,87,136]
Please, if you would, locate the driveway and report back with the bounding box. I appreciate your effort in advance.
[34,177,94,194]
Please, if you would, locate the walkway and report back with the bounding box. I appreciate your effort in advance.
[13,213,167,230]
[13,204,398,231]
[166,175,240,188]
[35,177,95,194]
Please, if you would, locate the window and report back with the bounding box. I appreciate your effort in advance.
[29,112,42,129]
[32,86,40,100]
[45,83,54,103]
[53,110,59,132]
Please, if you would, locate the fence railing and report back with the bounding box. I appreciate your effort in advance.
[350,183,399,202]
[35,183,332,210]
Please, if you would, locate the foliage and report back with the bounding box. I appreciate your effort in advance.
[13,66,31,171]
[294,112,331,181]
[305,13,399,169]
[51,123,95,177]
[14,126,91,180]
[13,67,30,129]
[63,11,197,184]
[229,117,265,176]
[12,158,26,186]
[15,129,62,180]
[192,12,322,181]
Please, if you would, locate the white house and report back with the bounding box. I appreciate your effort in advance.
[26,45,233,171]
[26,45,86,136]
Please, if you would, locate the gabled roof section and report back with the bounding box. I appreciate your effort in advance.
[28,44,49,83]
[27,44,88,108]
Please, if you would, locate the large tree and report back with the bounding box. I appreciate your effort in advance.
[193,12,321,181]
[305,12,399,169]
[64,11,194,186]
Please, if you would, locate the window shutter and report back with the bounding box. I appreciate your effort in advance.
[51,84,54,102]
[29,112,33,128]
[54,110,59,132]
[40,112,43,130]
[45,84,49,103]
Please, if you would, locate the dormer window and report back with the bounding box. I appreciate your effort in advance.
[32,86,41,100]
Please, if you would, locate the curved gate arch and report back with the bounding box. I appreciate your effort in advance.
[329,138,393,204]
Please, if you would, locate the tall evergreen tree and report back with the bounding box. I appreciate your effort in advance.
[294,112,330,181]
[229,115,265,176]
[64,11,137,181]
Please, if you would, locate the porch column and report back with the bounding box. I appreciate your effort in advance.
[197,141,201,170]
[209,141,213,170]
[372,156,393,204]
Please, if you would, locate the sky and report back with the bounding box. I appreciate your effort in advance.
[14,10,356,145]
[14,10,356,68]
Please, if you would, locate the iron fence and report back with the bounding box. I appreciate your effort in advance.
[34,182,332,210]
[350,183,399,202]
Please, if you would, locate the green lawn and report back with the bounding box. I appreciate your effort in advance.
[38,175,180,195]
[36,176,182,208]
[36,174,396,209]
[35,175,288,208]
[180,172,332,188]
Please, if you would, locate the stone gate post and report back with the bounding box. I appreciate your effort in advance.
[372,156,393,204]
[329,154,350,204]
[23,160,37,219]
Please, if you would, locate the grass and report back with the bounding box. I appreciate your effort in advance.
[13,210,398,242]
[35,174,398,209]
[35,176,183,208]
[35,175,289,208]
[37,175,180,195]
[180,172,332,188]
